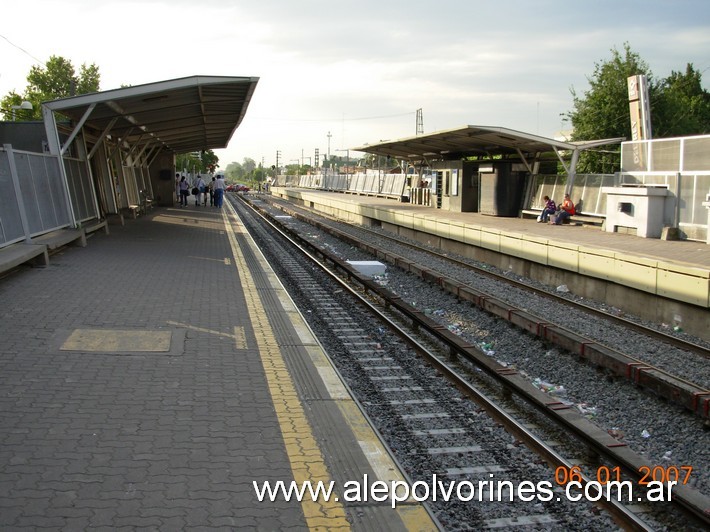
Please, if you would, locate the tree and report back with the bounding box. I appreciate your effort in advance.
[566,43,710,173]
[285,164,301,176]
[1,55,101,120]
[200,150,219,174]
[242,157,256,175]
[224,161,245,181]
[566,43,656,173]
[176,150,219,174]
[653,64,710,137]
[253,166,266,183]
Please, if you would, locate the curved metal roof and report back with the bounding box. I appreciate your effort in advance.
[42,75,259,154]
[353,125,622,161]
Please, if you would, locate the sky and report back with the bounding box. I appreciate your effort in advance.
[2,0,709,170]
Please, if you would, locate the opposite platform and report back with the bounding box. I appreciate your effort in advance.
[271,187,710,340]
[0,202,437,530]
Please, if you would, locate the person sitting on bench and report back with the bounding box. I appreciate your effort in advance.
[553,194,575,224]
[539,196,556,223]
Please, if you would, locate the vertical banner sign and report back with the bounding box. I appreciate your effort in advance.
[628,75,652,170]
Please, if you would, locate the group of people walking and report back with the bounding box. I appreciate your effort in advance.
[176,173,226,208]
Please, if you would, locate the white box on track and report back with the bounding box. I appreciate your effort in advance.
[346,260,386,277]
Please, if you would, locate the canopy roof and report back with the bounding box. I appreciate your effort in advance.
[353,125,622,161]
[42,75,259,154]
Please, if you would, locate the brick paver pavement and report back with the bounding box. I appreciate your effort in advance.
[0,205,306,530]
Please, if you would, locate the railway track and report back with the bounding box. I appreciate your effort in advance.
[256,194,709,355]
[227,194,710,530]
[250,194,710,421]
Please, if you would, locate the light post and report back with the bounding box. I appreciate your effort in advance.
[10,101,33,121]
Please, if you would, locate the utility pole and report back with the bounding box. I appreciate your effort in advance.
[327,131,332,159]
[416,108,424,135]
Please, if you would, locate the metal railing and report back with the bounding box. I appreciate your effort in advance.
[1,145,99,249]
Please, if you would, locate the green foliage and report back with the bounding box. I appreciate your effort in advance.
[1,55,101,120]
[654,64,710,137]
[241,157,256,175]
[176,150,219,174]
[252,166,266,182]
[224,162,241,180]
[566,43,710,173]
[224,158,264,184]
[200,150,219,173]
[566,43,654,173]
[224,161,246,181]
[285,164,301,176]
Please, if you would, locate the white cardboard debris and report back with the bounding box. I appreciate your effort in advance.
[346,260,387,277]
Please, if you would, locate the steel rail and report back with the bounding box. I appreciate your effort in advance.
[231,194,654,531]
[265,195,710,359]
[253,196,710,420]
[234,194,710,529]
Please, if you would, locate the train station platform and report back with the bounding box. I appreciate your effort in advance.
[0,203,438,530]
[271,187,710,341]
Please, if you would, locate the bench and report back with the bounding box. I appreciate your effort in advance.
[127,205,141,219]
[0,226,99,277]
[139,190,153,215]
[31,228,87,250]
[84,218,110,236]
[0,242,49,276]
[125,193,153,219]
[521,209,605,228]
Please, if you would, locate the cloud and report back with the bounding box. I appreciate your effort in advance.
[2,0,709,167]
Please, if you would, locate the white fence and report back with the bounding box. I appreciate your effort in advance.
[527,174,615,216]
[295,169,408,199]
[620,134,710,240]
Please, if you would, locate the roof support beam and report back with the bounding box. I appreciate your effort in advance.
[125,134,146,161]
[567,148,581,193]
[552,146,571,175]
[514,147,534,174]
[87,116,118,160]
[146,145,162,167]
[61,103,96,156]
[105,101,157,146]
[133,140,151,165]
[41,104,77,228]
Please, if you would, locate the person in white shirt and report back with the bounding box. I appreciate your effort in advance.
[178,176,189,207]
[194,174,206,206]
[207,177,215,206]
[214,174,226,208]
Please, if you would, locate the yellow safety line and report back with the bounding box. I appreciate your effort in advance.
[221,207,350,530]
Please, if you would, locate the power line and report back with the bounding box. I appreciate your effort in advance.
[0,33,45,66]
